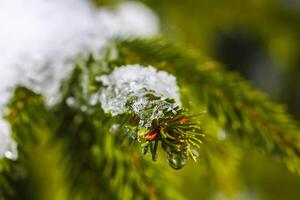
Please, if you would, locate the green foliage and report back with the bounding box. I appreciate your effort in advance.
[140,103,204,169]
[56,61,185,199]
[1,37,300,199]
[142,0,300,65]
[0,87,67,200]
[114,38,300,174]
[0,63,185,199]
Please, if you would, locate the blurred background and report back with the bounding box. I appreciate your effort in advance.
[144,0,300,199]
[138,0,300,120]
[113,0,300,199]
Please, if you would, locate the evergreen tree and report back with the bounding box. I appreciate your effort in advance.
[1,1,300,199]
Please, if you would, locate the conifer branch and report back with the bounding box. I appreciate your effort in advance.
[55,62,186,199]
[2,37,300,199]
[115,38,300,173]
[58,58,204,169]
[0,86,184,199]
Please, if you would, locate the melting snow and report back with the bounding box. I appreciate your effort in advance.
[0,0,158,160]
[97,65,181,128]
[0,0,158,107]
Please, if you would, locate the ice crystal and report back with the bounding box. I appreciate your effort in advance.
[0,0,158,107]
[97,65,181,128]
[0,119,18,160]
[0,0,158,160]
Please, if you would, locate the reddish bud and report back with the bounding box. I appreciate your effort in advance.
[145,130,159,141]
[179,118,189,123]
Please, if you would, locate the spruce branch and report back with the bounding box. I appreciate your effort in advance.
[55,61,186,199]
[2,36,299,199]
[61,58,204,169]
[1,87,69,200]
[114,38,300,174]
[0,84,185,199]
[138,102,203,169]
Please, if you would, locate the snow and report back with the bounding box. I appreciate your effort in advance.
[0,119,18,160]
[0,0,159,160]
[97,65,181,128]
[0,0,158,107]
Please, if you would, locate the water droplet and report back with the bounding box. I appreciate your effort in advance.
[109,124,120,135]
[81,105,88,112]
[167,152,187,170]
[4,142,18,161]
[4,150,17,160]
[89,93,99,106]
[66,97,76,107]
[0,119,18,160]
[218,129,227,140]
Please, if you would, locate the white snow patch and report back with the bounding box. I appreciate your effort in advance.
[97,65,181,127]
[0,0,159,160]
[0,0,159,107]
